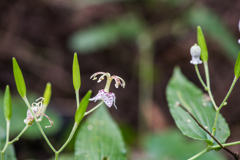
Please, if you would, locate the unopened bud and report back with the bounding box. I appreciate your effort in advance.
[190,44,202,65]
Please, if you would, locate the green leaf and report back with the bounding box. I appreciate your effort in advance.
[75,91,91,124]
[166,67,230,145]
[3,85,12,121]
[75,105,127,160]
[142,129,227,160]
[72,53,81,92]
[197,26,208,62]
[0,127,17,160]
[234,52,240,78]
[12,58,27,98]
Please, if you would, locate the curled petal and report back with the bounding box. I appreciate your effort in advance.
[97,74,106,83]
[112,76,125,88]
[90,72,107,80]
[44,114,54,128]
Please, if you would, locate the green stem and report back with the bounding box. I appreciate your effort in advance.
[1,120,10,159]
[54,101,103,159]
[190,140,240,160]
[188,147,209,160]
[56,123,78,155]
[23,97,56,153]
[76,91,80,109]
[203,62,218,110]
[84,101,103,116]
[195,65,207,89]
[211,141,240,149]
[218,76,238,110]
[9,125,29,144]
[55,153,59,160]
[212,77,238,136]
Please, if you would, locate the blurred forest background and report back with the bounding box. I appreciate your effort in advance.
[0,0,240,159]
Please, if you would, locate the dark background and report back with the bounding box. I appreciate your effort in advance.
[0,0,240,159]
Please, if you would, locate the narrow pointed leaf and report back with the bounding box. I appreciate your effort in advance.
[166,67,230,145]
[43,83,51,107]
[3,85,12,121]
[72,53,81,92]
[197,26,208,62]
[12,58,26,98]
[234,52,240,78]
[42,83,52,116]
[75,105,127,160]
[75,90,91,124]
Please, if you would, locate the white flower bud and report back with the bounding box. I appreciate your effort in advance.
[238,19,240,44]
[190,44,202,65]
[238,19,240,32]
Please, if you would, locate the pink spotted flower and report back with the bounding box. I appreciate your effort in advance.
[89,72,125,109]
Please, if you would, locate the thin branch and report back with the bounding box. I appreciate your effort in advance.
[177,103,239,160]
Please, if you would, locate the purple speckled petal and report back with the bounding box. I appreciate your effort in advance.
[103,92,117,109]
[89,89,117,109]
[89,89,105,102]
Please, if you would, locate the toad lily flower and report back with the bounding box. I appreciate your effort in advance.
[89,72,125,109]
[24,97,53,128]
[190,44,202,65]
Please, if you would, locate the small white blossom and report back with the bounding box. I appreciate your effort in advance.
[24,97,53,128]
[190,44,202,65]
[89,72,125,109]
[238,19,240,44]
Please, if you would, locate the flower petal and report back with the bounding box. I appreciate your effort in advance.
[24,107,41,125]
[103,92,117,109]
[89,89,105,102]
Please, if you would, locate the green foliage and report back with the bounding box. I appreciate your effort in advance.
[72,53,81,92]
[12,58,27,98]
[75,91,91,124]
[0,127,16,160]
[75,105,126,160]
[197,26,208,62]
[166,67,230,145]
[68,14,145,53]
[3,86,12,121]
[234,52,240,78]
[142,129,227,160]
[187,7,240,59]
[0,94,62,140]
